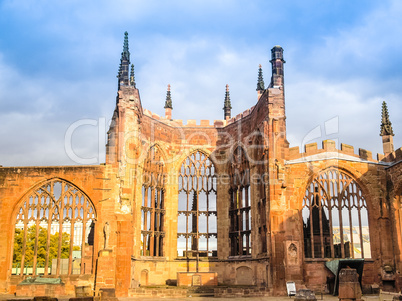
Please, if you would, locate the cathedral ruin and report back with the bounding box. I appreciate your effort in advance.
[0,31,402,297]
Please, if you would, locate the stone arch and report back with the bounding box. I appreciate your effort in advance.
[301,168,371,259]
[140,269,149,286]
[11,178,96,276]
[235,266,254,285]
[177,150,217,258]
[141,143,168,166]
[302,164,375,214]
[174,148,217,173]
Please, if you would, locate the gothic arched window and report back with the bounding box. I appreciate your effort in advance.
[302,169,371,259]
[141,146,165,257]
[177,151,217,257]
[12,179,96,276]
[229,146,251,256]
[254,132,267,254]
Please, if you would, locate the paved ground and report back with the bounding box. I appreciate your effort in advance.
[118,296,380,301]
[0,294,388,300]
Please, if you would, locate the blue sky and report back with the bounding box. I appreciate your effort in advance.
[0,0,401,166]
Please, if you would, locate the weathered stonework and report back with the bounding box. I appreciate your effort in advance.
[0,33,401,298]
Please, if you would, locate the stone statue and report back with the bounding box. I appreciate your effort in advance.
[103,222,110,249]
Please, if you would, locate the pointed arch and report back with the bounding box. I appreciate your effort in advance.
[175,147,218,173]
[177,150,217,258]
[11,178,96,276]
[141,144,166,257]
[229,145,252,256]
[302,168,371,259]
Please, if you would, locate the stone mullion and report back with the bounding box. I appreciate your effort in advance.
[185,182,189,254]
[32,198,40,276]
[56,183,65,276]
[20,206,28,276]
[68,208,75,275]
[195,180,200,252]
[309,185,315,258]
[149,187,155,256]
[357,195,365,258]
[142,185,148,255]
[318,190,324,258]
[44,203,53,276]
[328,182,335,258]
[81,202,88,274]
[160,188,165,257]
[44,184,55,276]
[338,180,345,259]
[246,185,251,255]
[347,189,355,258]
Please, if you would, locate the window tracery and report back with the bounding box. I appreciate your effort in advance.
[302,169,371,259]
[12,179,96,276]
[229,146,252,256]
[141,146,165,257]
[177,151,217,257]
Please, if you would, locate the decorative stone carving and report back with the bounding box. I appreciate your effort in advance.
[104,222,110,250]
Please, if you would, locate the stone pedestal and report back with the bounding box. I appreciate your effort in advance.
[95,249,115,295]
[338,268,362,301]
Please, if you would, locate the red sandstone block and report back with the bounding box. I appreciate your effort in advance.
[304,143,317,154]
[359,148,372,160]
[289,146,300,159]
[322,139,336,151]
[105,279,114,285]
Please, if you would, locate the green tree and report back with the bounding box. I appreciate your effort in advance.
[13,225,80,267]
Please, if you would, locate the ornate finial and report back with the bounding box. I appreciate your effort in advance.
[130,64,136,87]
[117,31,131,89]
[223,84,232,109]
[223,84,232,120]
[380,101,394,136]
[122,31,130,61]
[164,84,173,109]
[257,64,265,91]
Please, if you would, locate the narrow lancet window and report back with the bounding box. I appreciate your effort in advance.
[141,146,165,256]
[229,146,252,256]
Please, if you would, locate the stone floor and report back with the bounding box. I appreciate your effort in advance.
[119,296,381,301]
[0,293,390,301]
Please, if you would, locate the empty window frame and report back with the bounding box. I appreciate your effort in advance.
[177,151,217,257]
[229,146,251,256]
[141,146,165,257]
[255,132,267,254]
[302,169,371,259]
[12,179,96,276]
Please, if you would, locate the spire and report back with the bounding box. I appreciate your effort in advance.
[256,64,265,91]
[117,31,131,89]
[130,64,136,88]
[223,84,232,120]
[380,101,394,136]
[122,31,130,61]
[164,84,173,109]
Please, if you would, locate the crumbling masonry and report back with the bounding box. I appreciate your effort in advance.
[1,32,402,297]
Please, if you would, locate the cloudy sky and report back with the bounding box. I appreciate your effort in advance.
[0,0,401,166]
